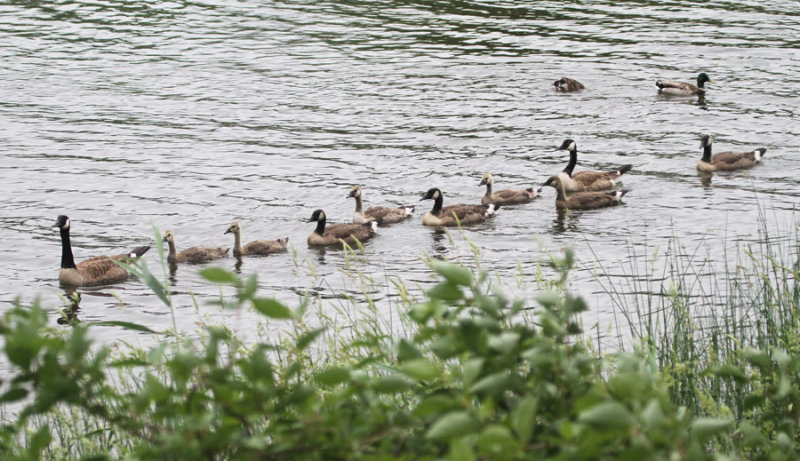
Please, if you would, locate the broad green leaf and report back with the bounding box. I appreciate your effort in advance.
[691,418,734,443]
[414,395,459,418]
[711,364,748,383]
[469,372,511,395]
[401,358,440,381]
[449,437,476,461]
[742,348,771,370]
[536,291,559,309]
[251,298,293,319]
[511,396,537,443]
[488,332,520,355]
[428,282,463,302]
[200,267,239,284]
[373,375,416,394]
[397,339,423,362]
[475,425,518,457]
[315,366,351,386]
[739,421,767,448]
[0,388,28,403]
[430,260,473,286]
[578,402,634,429]
[462,358,484,386]
[296,327,326,350]
[427,411,477,440]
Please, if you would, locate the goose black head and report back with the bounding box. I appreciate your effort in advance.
[700,135,713,148]
[53,215,70,229]
[420,188,442,201]
[556,139,576,152]
[225,222,240,235]
[542,175,560,188]
[347,185,362,199]
[308,209,326,222]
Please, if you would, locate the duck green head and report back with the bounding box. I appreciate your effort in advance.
[697,73,711,87]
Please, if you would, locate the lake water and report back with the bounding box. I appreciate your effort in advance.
[1,0,799,348]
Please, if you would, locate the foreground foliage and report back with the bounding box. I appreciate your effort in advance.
[0,248,798,460]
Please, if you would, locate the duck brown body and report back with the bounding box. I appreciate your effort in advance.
[557,139,632,192]
[479,173,539,206]
[544,176,627,210]
[348,185,414,225]
[163,230,229,263]
[553,77,585,92]
[54,215,150,287]
[696,135,767,172]
[656,73,710,96]
[307,209,377,246]
[421,188,497,226]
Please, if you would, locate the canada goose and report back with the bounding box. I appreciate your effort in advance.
[162,230,229,264]
[479,173,540,206]
[53,215,150,287]
[696,135,767,172]
[420,188,497,226]
[543,175,628,210]
[307,209,378,247]
[347,185,414,225]
[556,139,632,192]
[553,77,585,92]
[224,222,288,257]
[656,72,711,96]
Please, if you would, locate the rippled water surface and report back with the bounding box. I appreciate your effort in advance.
[2,0,799,346]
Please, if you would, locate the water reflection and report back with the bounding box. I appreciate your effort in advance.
[57,290,81,326]
[550,208,581,234]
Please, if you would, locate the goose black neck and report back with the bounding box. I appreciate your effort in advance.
[702,144,712,162]
[562,148,577,176]
[354,195,363,213]
[314,217,327,235]
[431,194,444,216]
[59,227,76,269]
[484,181,493,197]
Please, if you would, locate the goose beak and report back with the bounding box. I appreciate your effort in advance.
[52,220,60,227]
[419,196,428,201]
[224,228,232,235]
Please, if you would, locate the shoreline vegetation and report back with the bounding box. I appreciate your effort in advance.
[1,224,799,459]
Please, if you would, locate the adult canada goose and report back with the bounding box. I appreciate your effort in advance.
[696,135,767,172]
[307,209,378,247]
[420,187,497,226]
[553,77,585,92]
[224,222,288,257]
[162,230,229,264]
[53,215,150,287]
[656,72,711,96]
[556,139,632,192]
[479,173,540,206]
[543,175,628,210]
[347,185,414,225]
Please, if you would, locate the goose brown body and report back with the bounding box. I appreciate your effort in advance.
[556,139,632,192]
[553,77,585,92]
[479,173,539,206]
[696,135,767,172]
[53,215,150,287]
[656,73,710,96]
[307,209,377,247]
[163,230,229,263]
[348,185,414,225]
[543,176,627,210]
[420,188,497,226]
[225,222,288,257]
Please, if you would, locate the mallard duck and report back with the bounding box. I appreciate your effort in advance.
[479,173,540,206]
[224,222,288,257]
[347,185,414,225]
[163,230,229,263]
[696,135,767,172]
[420,187,497,226]
[307,209,377,247]
[556,139,632,192]
[656,72,711,96]
[553,77,585,92]
[53,215,150,287]
[543,176,628,210]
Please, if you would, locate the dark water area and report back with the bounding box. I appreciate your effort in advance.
[1,0,798,348]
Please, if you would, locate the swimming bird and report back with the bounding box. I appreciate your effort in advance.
[554,77,585,92]
[543,175,628,210]
[696,135,767,172]
[224,222,288,257]
[479,173,540,206]
[53,215,150,287]
[656,72,711,96]
[556,139,632,192]
[307,209,378,247]
[347,185,414,225]
[162,230,229,264]
[420,188,497,226]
